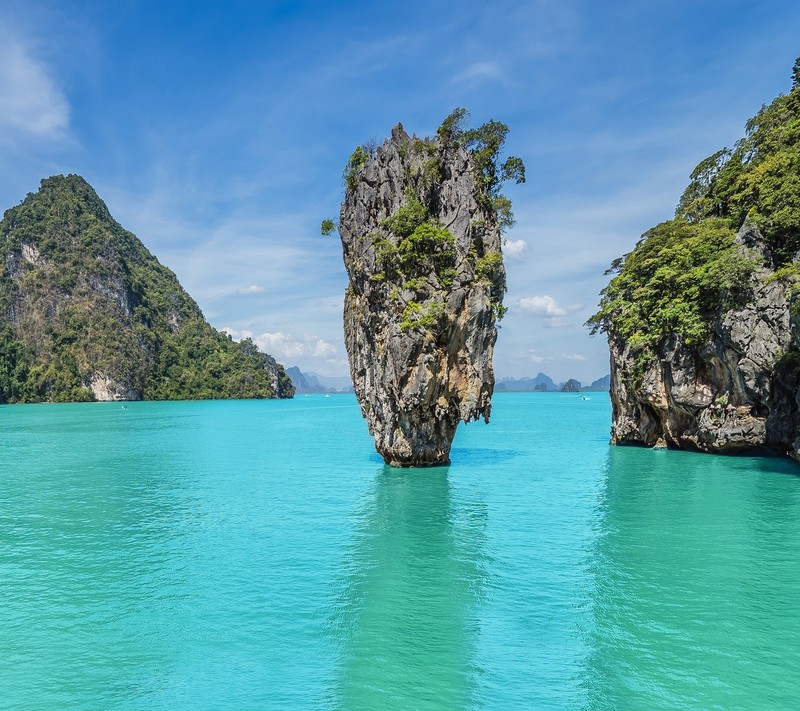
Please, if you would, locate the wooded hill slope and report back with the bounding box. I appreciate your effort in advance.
[0,175,293,403]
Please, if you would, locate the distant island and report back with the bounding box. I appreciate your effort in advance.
[285,366,353,394]
[0,175,293,403]
[287,366,610,396]
[494,372,610,393]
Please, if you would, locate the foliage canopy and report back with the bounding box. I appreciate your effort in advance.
[587,218,757,350]
[587,57,800,365]
[675,64,800,265]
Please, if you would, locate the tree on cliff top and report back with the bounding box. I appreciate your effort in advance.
[437,108,526,230]
[674,59,800,265]
[323,109,526,236]
[586,56,800,363]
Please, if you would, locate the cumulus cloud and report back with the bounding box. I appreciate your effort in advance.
[503,239,528,261]
[237,284,265,294]
[562,353,587,361]
[515,295,584,329]
[516,295,581,317]
[222,330,338,363]
[253,332,307,359]
[0,36,68,142]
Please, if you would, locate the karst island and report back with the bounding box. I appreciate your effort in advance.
[590,59,800,461]
[0,175,294,403]
[329,110,525,466]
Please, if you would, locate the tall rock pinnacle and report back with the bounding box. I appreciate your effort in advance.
[337,114,523,466]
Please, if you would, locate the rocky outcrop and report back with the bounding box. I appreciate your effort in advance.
[600,64,800,460]
[609,223,800,457]
[285,366,328,394]
[561,379,581,393]
[339,124,506,466]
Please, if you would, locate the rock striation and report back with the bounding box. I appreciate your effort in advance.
[338,122,510,466]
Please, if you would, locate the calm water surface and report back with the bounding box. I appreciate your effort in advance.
[1,393,799,709]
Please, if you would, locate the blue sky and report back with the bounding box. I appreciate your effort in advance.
[1,0,799,384]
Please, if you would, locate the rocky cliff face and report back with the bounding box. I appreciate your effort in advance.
[0,175,294,402]
[595,63,800,461]
[339,123,507,466]
[608,222,800,457]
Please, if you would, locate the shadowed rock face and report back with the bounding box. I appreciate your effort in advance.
[339,124,505,466]
[609,223,800,459]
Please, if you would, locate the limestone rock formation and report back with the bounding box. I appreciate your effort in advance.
[607,222,797,455]
[338,121,513,466]
[593,62,800,461]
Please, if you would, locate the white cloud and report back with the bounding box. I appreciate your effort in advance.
[227,330,339,363]
[504,239,527,261]
[254,332,307,359]
[451,60,505,85]
[516,295,581,317]
[237,284,265,294]
[0,35,68,142]
[562,353,587,362]
[313,339,337,357]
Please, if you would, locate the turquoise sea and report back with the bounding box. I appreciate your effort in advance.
[1,392,799,710]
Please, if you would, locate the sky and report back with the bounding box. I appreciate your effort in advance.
[1,0,799,385]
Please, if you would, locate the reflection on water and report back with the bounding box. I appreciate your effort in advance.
[585,447,800,710]
[5,396,800,709]
[329,466,488,710]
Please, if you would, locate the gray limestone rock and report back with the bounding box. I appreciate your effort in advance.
[339,124,505,466]
[608,222,800,456]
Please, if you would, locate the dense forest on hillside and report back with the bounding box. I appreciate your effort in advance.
[0,175,293,403]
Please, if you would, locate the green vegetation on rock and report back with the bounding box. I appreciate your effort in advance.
[343,145,370,191]
[436,107,526,229]
[380,195,456,288]
[320,218,336,236]
[0,175,294,403]
[589,60,800,368]
[674,63,800,265]
[588,218,757,350]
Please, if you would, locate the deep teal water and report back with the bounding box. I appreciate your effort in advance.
[1,393,799,710]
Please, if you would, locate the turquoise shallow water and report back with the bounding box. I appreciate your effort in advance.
[1,392,799,710]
